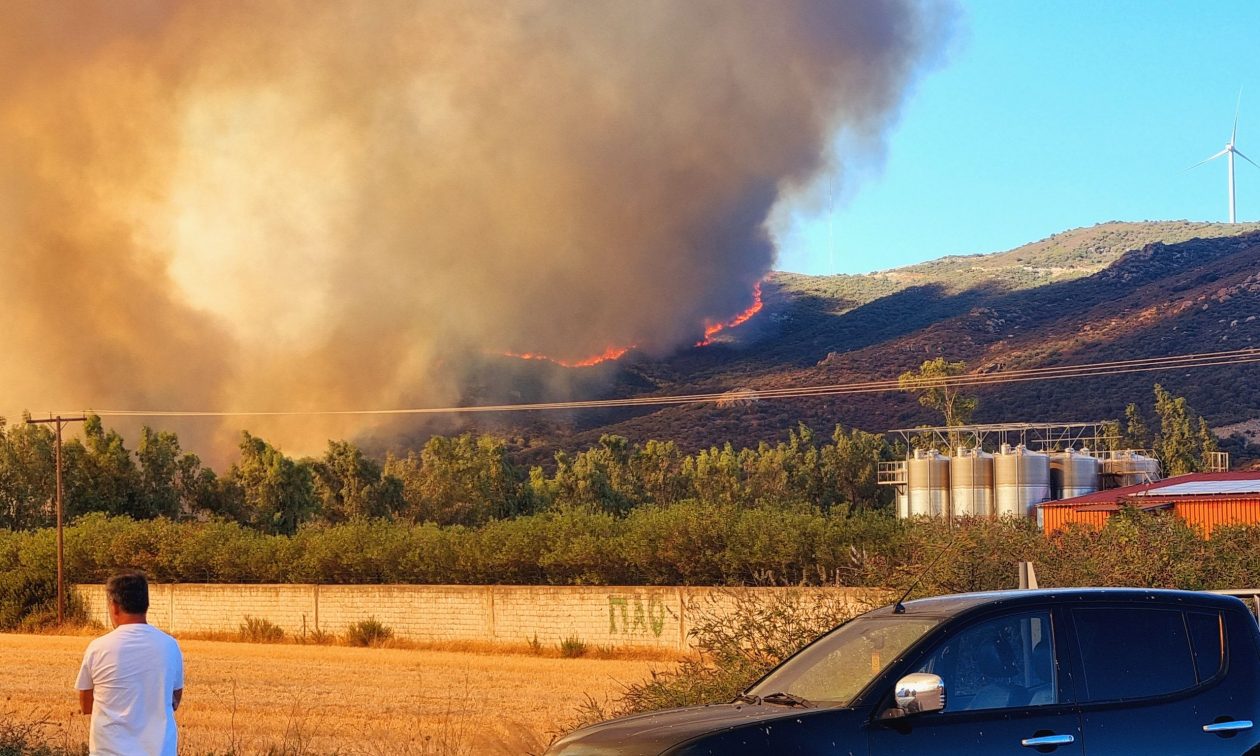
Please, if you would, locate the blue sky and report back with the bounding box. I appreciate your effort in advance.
[773,0,1260,276]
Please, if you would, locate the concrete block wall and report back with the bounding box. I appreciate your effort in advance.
[75,584,877,651]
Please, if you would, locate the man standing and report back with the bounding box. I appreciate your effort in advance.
[75,571,184,756]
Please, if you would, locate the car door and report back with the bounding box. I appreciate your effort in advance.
[867,609,1085,755]
[1067,603,1260,755]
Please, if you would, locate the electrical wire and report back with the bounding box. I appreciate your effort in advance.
[81,347,1260,419]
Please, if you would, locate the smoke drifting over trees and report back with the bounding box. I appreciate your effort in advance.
[1,0,949,456]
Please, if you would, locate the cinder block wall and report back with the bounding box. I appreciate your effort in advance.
[75,584,878,651]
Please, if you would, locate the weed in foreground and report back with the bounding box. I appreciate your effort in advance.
[0,710,85,756]
[345,617,395,648]
[238,616,286,644]
[559,637,588,658]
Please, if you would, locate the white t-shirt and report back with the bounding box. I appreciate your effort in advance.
[75,623,184,756]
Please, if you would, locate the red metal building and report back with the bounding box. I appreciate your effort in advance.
[1039,472,1260,537]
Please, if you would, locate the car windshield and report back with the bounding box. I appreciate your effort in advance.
[747,615,938,706]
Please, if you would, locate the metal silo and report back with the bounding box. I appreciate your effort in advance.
[994,444,1050,517]
[1102,451,1162,487]
[895,488,909,519]
[907,449,950,517]
[950,447,994,517]
[1050,448,1100,500]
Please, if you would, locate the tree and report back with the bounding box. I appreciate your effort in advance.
[550,435,638,515]
[1123,403,1149,449]
[1197,417,1221,471]
[63,415,142,519]
[898,358,978,446]
[225,432,317,535]
[0,416,55,530]
[823,425,892,510]
[385,433,527,525]
[1098,420,1123,452]
[1151,384,1217,476]
[136,427,183,519]
[311,440,403,522]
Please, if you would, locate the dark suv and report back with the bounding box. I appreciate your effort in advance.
[547,588,1260,755]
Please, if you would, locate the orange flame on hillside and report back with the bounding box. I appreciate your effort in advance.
[503,344,636,368]
[695,282,763,347]
[502,281,762,366]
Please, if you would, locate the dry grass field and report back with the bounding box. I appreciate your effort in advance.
[0,632,664,755]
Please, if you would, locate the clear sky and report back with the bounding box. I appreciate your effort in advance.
[773,0,1260,276]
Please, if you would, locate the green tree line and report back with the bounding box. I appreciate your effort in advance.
[1,382,1223,536]
[0,419,895,534]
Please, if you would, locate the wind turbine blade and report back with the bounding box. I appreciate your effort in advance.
[1234,88,1243,144]
[1186,149,1229,171]
[1236,148,1260,170]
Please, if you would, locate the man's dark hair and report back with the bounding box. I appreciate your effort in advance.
[106,571,149,615]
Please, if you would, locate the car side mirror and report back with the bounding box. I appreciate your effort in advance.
[893,673,946,715]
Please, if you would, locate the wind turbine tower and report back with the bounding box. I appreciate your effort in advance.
[1191,92,1260,223]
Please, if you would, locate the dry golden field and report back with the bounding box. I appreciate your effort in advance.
[0,632,664,755]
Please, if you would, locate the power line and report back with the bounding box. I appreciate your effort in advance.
[75,347,1260,419]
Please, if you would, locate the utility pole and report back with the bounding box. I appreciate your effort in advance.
[26,415,86,625]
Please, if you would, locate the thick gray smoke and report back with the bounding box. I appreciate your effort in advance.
[0,0,949,458]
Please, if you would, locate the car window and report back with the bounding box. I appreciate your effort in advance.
[1185,610,1224,682]
[750,616,938,706]
[1071,607,1197,702]
[913,610,1056,711]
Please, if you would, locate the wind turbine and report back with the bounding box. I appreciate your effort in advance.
[1190,92,1260,223]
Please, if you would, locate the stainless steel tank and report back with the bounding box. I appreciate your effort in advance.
[1050,448,1100,500]
[994,444,1051,517]
[1102,451,1162,487]
[895,487,909,519]
[950,447,994,517]
[907,449,950,517]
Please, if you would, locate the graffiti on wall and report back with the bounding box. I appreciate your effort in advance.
[608,593,668,637]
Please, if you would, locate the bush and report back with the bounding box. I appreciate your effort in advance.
[238,615,285,643]
[0,713,85,756]
[345,617,394,647]
[585,588,871,722]
[559,636,588,658]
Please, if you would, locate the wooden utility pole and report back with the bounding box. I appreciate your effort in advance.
[26,415,86,625]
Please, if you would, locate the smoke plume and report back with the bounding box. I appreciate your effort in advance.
[0,0,948,458]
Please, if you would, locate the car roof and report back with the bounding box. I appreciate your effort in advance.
[866,587,1243,619]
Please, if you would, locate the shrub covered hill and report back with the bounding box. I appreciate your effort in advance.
[492,221,1260,462]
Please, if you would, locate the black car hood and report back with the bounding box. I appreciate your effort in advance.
[546,701,844,756]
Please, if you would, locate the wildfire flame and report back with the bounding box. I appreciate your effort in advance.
[695,282,763,347]
[502,281,763,367]
[502,344,636,368]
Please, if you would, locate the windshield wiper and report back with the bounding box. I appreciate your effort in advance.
[759,691,812,708]
[733,692,762,705]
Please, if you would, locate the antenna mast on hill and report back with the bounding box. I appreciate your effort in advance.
[1190,90,1260,223]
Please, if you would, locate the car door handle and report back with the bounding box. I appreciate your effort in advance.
[1202,720,1253,733]
[1021,734,1075,747]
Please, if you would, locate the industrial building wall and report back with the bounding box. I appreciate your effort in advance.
[1040,497,1260,536]
[1172,498,1260,537]
[74,584,877,652]
[1039,507,1109,534]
